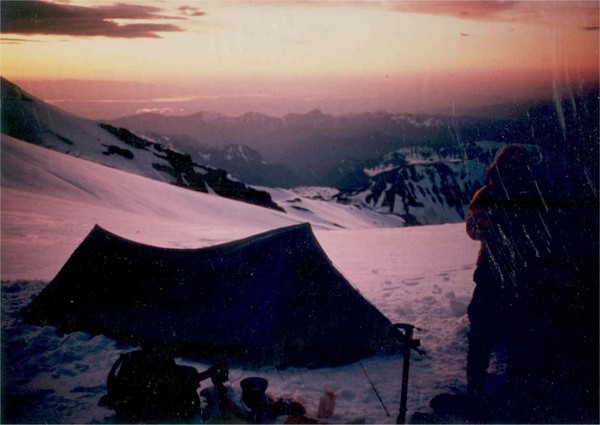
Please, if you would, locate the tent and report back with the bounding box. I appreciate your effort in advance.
[22,223,403,367]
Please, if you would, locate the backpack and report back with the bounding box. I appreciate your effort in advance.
[100,349,201,421]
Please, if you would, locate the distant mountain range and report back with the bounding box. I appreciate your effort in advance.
[0,77,282,212]
[111,109,466,186]
[3,77,597,226]
[110,92,598,188]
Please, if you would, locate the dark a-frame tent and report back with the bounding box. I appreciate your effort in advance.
[22,223,403,368]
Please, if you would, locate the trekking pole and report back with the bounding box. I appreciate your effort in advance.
[392,323,424,424]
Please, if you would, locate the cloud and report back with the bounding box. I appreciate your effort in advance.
[136,107,175,115]
[179,5,206,17]
[0,37,43,44]
[582,26,600,31]
[391,1,599,28]
[391,1,517,21]
[0,1,195,39]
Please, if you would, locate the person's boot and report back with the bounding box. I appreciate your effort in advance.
[466,368,487,399]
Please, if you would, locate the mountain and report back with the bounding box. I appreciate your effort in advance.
[329,85,600,224]
[144,132,304,188]
[111,91,599,191]
[4,77,596,227]
[110,109,468,183]
[0,78,283,211]
[332,146,490,225]
[207,144,301,187]
[108,105,533,192]
[0,78,486,226]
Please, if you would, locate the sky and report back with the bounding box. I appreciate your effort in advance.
[1,1,599,119]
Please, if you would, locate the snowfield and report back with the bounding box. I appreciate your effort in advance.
[1,134,481,423]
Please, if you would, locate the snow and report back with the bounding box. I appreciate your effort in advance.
[264,186,406,229]
[1,134,481,423]
[364,164,397,177]
[290,186,340,201]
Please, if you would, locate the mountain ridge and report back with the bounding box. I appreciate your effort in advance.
[3,77,596,227]
[0,77,283,212]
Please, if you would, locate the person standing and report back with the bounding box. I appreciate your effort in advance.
[465,144,546,398]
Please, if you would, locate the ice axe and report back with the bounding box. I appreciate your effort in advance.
[392,323,426,424]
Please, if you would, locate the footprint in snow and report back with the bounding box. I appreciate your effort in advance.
[403,277,423,286]
[449,299,468,317]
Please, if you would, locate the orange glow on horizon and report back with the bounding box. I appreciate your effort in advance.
[1,1,598,117]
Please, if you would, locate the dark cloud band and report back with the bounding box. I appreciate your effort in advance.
[391,1,517,21]
[0,1,194,39]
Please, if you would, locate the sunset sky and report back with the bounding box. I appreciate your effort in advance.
[1,1,599,119]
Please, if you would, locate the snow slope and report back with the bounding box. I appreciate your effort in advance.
[1,78,282,211]
[1,134,481,423]
[1,135,406,281]
[2,78,490,225]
